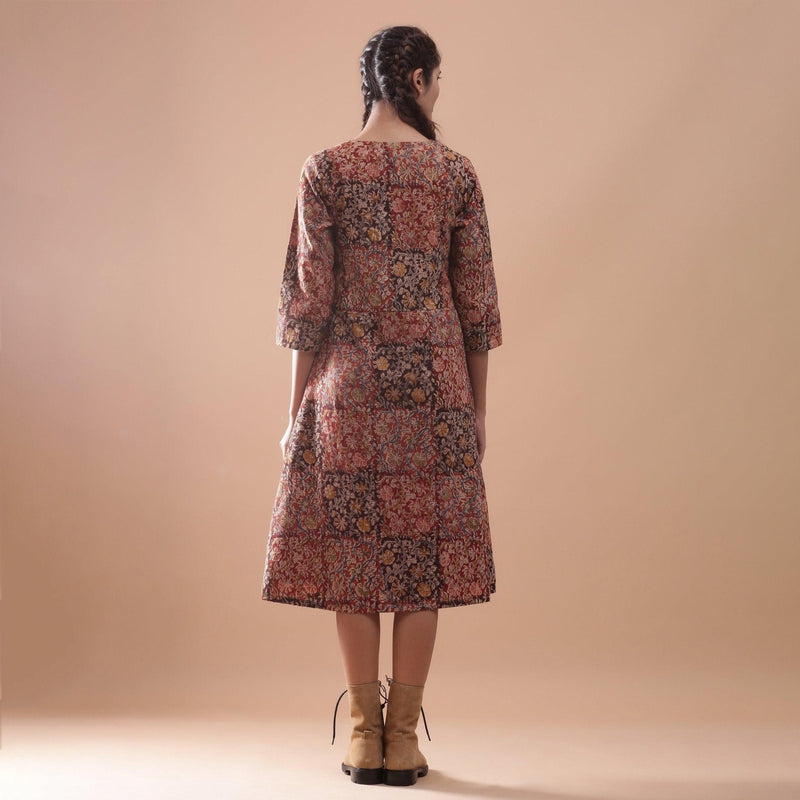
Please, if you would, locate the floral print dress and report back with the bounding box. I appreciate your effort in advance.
[261,139,503,612]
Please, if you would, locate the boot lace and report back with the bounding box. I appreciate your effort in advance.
[331,680,388,746]
[331,678,431,745]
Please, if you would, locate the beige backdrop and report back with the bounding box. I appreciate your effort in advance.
[1,0,798,726]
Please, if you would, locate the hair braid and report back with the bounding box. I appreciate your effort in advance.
[357,26,441,140]
[359,34,382,129]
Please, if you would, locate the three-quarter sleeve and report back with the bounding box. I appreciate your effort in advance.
[276,154,336,350]
[448,157,503,351]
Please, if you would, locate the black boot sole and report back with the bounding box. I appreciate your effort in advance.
[341,762,385,784]
[384,765,429,786]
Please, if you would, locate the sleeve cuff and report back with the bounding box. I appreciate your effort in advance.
[276,316,328,350]
[463,323,503,351]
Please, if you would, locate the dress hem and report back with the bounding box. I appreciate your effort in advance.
[260,588,495,613]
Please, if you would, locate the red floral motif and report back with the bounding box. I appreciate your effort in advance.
[378,475,437,538]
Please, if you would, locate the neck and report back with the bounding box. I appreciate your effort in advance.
[358,99,427,140]
[367,99,402,123]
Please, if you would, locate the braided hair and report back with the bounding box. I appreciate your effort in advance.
[359,26,442,140]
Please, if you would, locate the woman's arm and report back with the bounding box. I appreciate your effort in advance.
[280,348,317,458]
[288,348,317,418]
[465,350,488,463]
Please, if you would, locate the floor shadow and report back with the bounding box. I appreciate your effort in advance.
[599,780,800,800]
[419,771,604,799]
[418,773,800,800]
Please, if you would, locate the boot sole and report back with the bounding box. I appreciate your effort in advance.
[384,765,429,786]
[341,763,385,784]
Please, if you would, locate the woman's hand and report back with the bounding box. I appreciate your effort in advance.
[280,349,317,462]
[475,411,486,465]
[280,415,296,461]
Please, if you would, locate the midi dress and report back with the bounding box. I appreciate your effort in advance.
[261,138,503,613]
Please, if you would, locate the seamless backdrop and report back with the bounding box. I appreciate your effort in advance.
[1,0,798,725]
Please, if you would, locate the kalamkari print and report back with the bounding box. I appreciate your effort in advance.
[262,139,502,612]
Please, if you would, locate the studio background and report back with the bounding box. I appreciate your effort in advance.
[2,0,798,729]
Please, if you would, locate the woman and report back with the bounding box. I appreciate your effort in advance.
[261,25,503,786]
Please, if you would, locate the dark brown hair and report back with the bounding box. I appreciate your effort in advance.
[359,26,442,140]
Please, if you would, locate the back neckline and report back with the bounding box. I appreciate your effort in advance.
[346,139,439,145]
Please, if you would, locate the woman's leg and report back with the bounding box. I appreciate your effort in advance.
[383,609,438,785]
[335,611,380,684]
[336,612,384,784]
[391,609,438,685]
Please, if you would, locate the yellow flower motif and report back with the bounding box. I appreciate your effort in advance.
[367,227,381,242]
[411,387,426,403]
[376,355,389,370]
[352,322,364,337]
[417,582,432,597]
[357,517,371,533]
[303,449,316,464]
[423,297,437,310]
[436,421,449,436]
[381,549,395,565]
[463,452,475,467]
[324,484,336,499]
[411,452,428,468]
[393,261,407,276]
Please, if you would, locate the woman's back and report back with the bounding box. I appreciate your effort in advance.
[278,138,502,357]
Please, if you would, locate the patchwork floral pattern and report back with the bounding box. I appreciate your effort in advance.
[321,469,381,536]
[390,252,443,311]
[263,139,503,612]
[335,181,392,245]
[374,343,436,409]
[379,538,440,607]
[434,408,480,473]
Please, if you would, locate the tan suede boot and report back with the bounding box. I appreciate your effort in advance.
[340,680,385,784]
[383,679,429,786]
